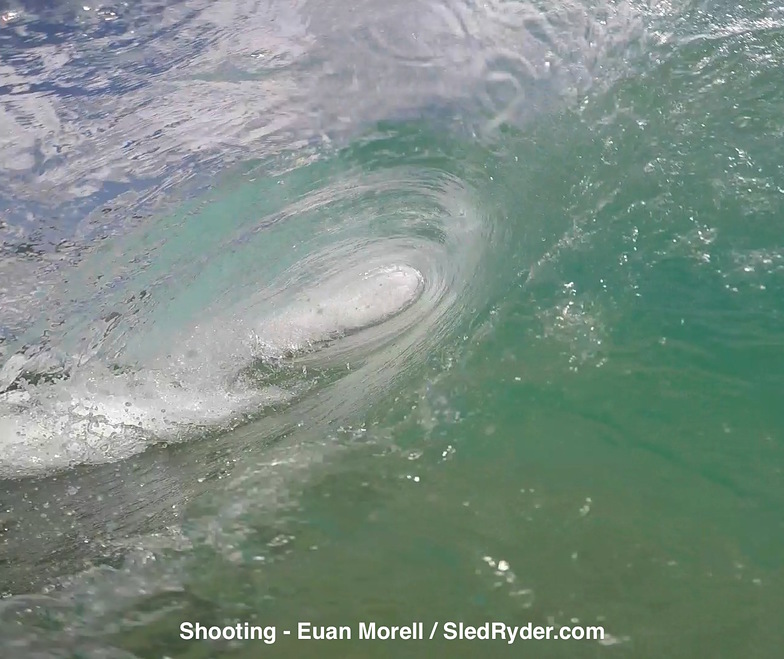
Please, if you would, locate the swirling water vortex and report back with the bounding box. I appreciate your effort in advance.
[0,121,507,478]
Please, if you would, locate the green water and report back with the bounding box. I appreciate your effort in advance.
[3,2,784,658]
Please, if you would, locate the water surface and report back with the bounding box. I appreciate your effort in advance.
[1,0,783,657]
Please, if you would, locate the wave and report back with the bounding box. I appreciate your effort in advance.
[0,124,501,478]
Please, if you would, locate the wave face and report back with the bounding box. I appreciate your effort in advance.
[0,0,651,611]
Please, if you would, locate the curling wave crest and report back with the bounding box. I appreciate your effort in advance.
[0,144,495,478]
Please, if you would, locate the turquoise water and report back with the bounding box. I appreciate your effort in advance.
[2,0,784,657]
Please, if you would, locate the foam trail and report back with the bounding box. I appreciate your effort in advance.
[0,264,424,478]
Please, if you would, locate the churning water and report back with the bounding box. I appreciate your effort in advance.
[2,0,784,657]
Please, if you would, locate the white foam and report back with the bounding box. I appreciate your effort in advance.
[0,264,424,477]
[0,371,286,477]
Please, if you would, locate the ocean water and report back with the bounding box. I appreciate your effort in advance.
[1,0,784,657]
